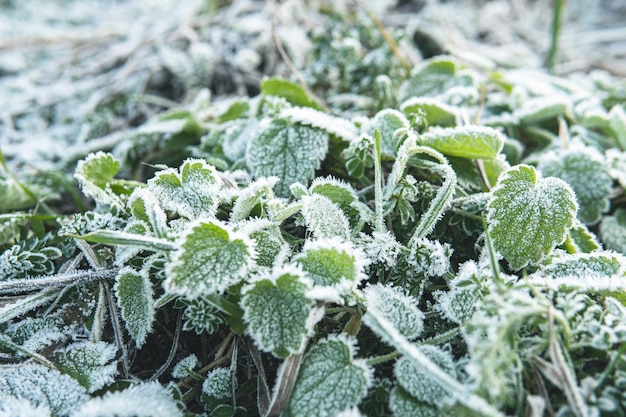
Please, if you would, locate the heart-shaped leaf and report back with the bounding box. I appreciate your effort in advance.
[301,194,351,240]
[165,220,255,298]
[420,126,504,160]
[288,336,372,417]
[148,158,222,219]
[241,266,314,358]
[246,119,329,197]
[487,165,577,270]
[114,267,155,347]
[364,283,424,340]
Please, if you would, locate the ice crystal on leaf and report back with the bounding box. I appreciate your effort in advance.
[538,145,613,225]
[165,219,255,299]
[181,297,224,334]
[394,345,456,406]
[237,219,289,268]
[363,283,424,340]
[241,265,314,358]
[147,158,222,220]
[408,237,452,278]
[245,118,329,197]
[398,57,476,103]
[127,188,168,239]
[487,164,578,270]
[0,397,51,417]
[229,177,279,223]
[280,106,358,142]
[363,109,409,157]
[171,354,198,379]
[357,231,403,269]
[288,336,372,417]
[70,382,182,417]
[400,97,458,127]
[436,261,485,325]
[301,194,351,240]
[419,125,505,160]
[0,237,62,280]
[389,386,438,417]
[74,152,124,210]
[0,363,88,417]
[309,176,359,220]
[56,342,118,393]
[295,238,368,295]
[600,208,626,254]
[114,267,155,347]
[201,367,232,401]
[7,316,68,353]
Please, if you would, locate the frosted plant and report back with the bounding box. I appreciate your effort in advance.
[201,367,232,400]
[407,237,452,278]
[55,342,118,393]
[436,260,486,325]
[363,283,424,340]
[600,208,626,254]
[180,297,224,335]
[171,354,198,379]
[113,267,155,347]
[0,397,51,417]
[6,315,69,354]
[0,237,62,280]
[357,231,403,270]
[301,194,351,240]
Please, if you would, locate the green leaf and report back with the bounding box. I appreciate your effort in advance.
[261,77,324,110]
[515,97,572,124]
[364,283,424,340]
[400,97,458,127]
[301,194,351,240]
[538,146,612,225]
[114,267,155,347]
[74,152,123,209]
[148,158,222,219]
[241,266,314,358]
[165,220,255,298]
[0,363,88,416]
[295,239,367,294]
[544,251,626,279]
[600,209,626,254]
[563,221,601,254]
[395,345,456,405]
[56,342,118,393]
[128,188,168,239]
[69,230,177,252]
[420,126,504,160]
[487,164,578,270]
[281,107,358,142]
[399,57,474,103]
[238,219,289,268]
[246,119,329,197]
[609,105,626,150]
[288,336,372,417]
[364,109,410,157]
[389,386,438,417]
[229,177,279,223]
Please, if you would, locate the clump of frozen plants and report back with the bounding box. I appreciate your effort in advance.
[2,1,626,416]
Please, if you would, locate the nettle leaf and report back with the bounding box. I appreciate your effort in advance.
[363,283,424,340]
[295,238,368,295]
[245,118,329,197]
[364,109,409,157]
[229,177,279,223]
[389,386,438,417]
[600,209,626,254]
[237,219,289,268]
[420,126,505,160]
[148,158,222,219]
[544,251,626,279]
[288,336,372,417]
[515,96,572,124]
[399,57,474,103]
[75,152,123,209]
[128,188,168,238]
[538,146,613,225]
[309,177,361,225]
[56,341,118,393]
[487,164,578,270]
[70,382,182,417]
[609,105,626,150]
[395,345,456,406]
[165,220,255,298]
[0,363,88,416]
[241,266,314,358]
[564,221,601,253]
[280,107,359,142]
[301,194,351,240]
[400,97,458,127]
[261,77,324,110]
[114,267,155,347]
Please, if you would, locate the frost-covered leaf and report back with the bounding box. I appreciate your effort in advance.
[0,396,51,417]
[301,194,351,240]
[609,105,626,150]
[182,297,224,334]
[420,126,505,160]
[389,386,438,417]
[0,363,88,416]
[171,354,198,379]
[70,382,182,417]
[487,164,578,270]
[229,177,279,223]
[56,342,118,393]
[363,284,424,340]
[363,109,409,157]
[395,345,456,405]
[544,252,626,279]
[202,367,232,401]
[262,77,324,110]
[148,158,222,219]
[515,97,572,124]
[309,177,357,214]
[165,220,255,298]
[400,97,458,127]
[128,188,168,238]
[288,336,372,417]
[221,119,261,162]
[246,118,329,197]
[280,107,358,142]
[295,238,368,294]
[114,267,155,347]
[564,221,601,253]
[408,238,452,278]
[70,229,177,252]
[74,152,123,209]
[238,219,289,268]
[436,261,485,325]
[399,57,474,103]
[241,266,314,358]
[7,316,68,353]
[600,209,626,254]
[538,146,612,225]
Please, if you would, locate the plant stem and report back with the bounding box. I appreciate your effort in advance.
[366,350,400,366]
[0,268,118,295]
[374,129,385,233]
[546,0,565,73]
